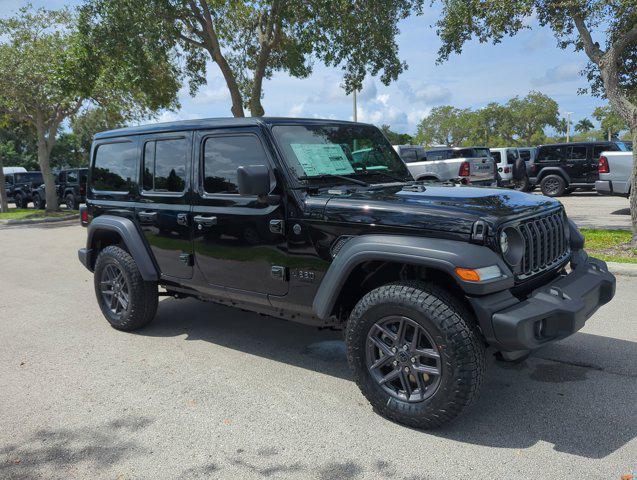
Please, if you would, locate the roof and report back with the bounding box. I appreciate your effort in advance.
[537,141,617,148]
[93,117,365,140]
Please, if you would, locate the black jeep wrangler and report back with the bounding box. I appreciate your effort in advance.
[530,141,629,197]
[78,118,615,428]
[4,170,43,208]
[32,167,88,210]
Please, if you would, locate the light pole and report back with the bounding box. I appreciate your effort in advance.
[565,111,573,142]
[353,89,357,122]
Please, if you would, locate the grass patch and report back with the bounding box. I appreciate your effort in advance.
[0,209,77,221]
[581,229,637,264]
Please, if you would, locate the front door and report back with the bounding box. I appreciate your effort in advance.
[135,132,194,279]
[192,127,288,296]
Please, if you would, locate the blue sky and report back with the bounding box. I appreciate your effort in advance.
[2,0,607,135]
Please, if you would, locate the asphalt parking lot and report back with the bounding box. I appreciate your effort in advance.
[1,222,636,480]
[544,191,631,230]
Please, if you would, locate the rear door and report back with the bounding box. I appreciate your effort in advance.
[565,145,589,183]
[191,127,288,296]
[135,132,194,280]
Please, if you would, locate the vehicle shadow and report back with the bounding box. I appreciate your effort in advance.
[140,298,636,460]
[611,207,630,215]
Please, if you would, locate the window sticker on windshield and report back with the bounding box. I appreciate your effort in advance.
[291,143,355,176]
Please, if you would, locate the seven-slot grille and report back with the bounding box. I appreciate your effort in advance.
[516,210,570,279]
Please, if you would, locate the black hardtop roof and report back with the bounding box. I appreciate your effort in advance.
[94,117,367,140]
[537,141,618,148]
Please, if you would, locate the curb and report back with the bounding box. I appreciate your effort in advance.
[606,262,637,277]
[0,214,77,227]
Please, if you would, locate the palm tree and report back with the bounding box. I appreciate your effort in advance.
[575,118,594,133]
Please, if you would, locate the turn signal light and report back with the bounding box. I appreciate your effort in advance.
[455,267,481,282]
[455,265,503,282]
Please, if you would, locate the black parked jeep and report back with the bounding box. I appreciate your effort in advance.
[530,141,629,197]
[78,118,615,428]
[32,167,88,210]
[4,170,43,208]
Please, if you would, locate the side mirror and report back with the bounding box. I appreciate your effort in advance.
[237,165,271,197]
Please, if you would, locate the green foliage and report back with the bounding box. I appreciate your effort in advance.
[380,124,413,144]
[414,92,558,147]
[575,118,594,133]
[80,0,423,116]
[71,107,126,161]
[593,106,629,138]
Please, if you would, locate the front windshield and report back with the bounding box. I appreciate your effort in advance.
[615,141,628,152]
[14,172,43,183]
[272,124,413,183]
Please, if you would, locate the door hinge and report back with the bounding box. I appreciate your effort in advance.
[179,253,193,266]
[269,219,285,234]
[271,265,288,281]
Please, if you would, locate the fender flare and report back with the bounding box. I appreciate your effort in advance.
[312,234,513,320]
[87,215,159,281]
[537,167,571,185]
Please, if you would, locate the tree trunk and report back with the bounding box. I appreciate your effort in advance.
[0,155,8,213]
[36,131,58,213]
[630,125,637,246]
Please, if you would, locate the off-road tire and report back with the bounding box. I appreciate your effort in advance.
[65,194,76,210]
[14,192,26,209]
[346,281,485,429]
[94,245,158,331]
[32,193,45,210]
[540,174,566,197]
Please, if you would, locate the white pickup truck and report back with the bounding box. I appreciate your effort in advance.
[595,151,634,198]
[394,145,496,186]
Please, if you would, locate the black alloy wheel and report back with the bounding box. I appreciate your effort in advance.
[99,263,130,317]
[366,315,442,402]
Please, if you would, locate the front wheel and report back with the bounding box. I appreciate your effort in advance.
[14,193,26,209]
[540,174,566,197]
[32,193,45,210]
[65,194,76,210]
[94,245,158,331]
[346,281,485,429]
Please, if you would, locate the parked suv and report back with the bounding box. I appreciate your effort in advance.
[530,141,628,196]
[78,118,615,428]
[4,170,43,208]
[397,145,496,186]
[32,167,88,210]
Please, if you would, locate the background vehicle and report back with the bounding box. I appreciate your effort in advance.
[490,147,526,189]
[78,117,614,429]
[397,145,495,186]
[595,151,633,198]
[530,141,628,197]
[3,166,27,175]
[4,170,43,208]
[32,167,87,210]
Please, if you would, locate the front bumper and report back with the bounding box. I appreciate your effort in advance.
[469,253,615,351]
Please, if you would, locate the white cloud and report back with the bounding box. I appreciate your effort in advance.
[400,81,452,104]
[357,77,378,102]
[199,86,230,103]
[288,102,305,116]
[531,62,583,86]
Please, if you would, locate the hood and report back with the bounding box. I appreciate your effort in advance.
[317,184,560,235]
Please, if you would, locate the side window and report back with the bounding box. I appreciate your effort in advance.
[67,170,78,183]
[400,148,417,163]
[537,146,566,162]
[58,171,67,183]
[506,150,518,164]
[142,138,188,193]
[5,175,14,185]
[491,151,502,163]
[203,135,268,194]
[519,150,530,161]
[92,141,138,192]
[569,146,587,160]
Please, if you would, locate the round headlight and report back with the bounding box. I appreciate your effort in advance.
[500,231,509,254]
[500,226,525,266]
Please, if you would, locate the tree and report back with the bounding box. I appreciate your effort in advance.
[593,106,629,140]
[433,0,637,243]
[504,92,559,145]
[70,107,126,163]
[415,106,473,146]
[80,0,423,117]
[0,142,18,213]
[380,124,413,145]
[0,6,178,212]
[575,118,595,133]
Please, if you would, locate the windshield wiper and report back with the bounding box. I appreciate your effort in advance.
[298,174,369,187]
[355,169,409,184]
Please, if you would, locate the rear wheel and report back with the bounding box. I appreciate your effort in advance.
[32,193,45,210]
[94,245,158,331]
[346,281,485,429]
[513,175,530,192]
[65,194,76,210]
[540,174,566,197]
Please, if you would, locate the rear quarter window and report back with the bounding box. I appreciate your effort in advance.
[92,141,138,192]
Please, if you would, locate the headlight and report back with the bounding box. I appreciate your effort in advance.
[500,226,525,266]
[500,231,509,254]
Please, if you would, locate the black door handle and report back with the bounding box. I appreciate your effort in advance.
[138,211,157,222]
[193,215,217,228]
